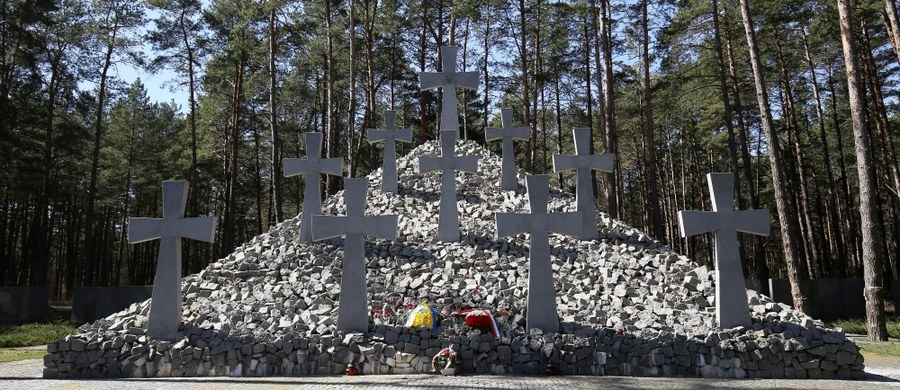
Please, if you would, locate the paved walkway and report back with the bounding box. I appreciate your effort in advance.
[2,358,899,390]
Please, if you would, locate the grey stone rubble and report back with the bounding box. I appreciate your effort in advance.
[43,139,865,380]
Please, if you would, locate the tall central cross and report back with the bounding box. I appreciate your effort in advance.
[284,132,343,242]
[495,175,580,333]
[552,128,615,241]
[128,180,216,340]
[368,110,413,193]
[420,46,479,132]
[419,130,478,242]
[485,108,530,191]
[312,178,398,333]
[678,173,770,329]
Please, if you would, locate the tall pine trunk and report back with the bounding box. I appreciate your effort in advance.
[801,28,846,275]
[642,0,662,239]
[347,0,358,178]
[722,2,769,284]
[827,62,862,275]
[600,0,619,219]
[773,33,820,278]
[324,1,339,195]
[84,30,117,287]
[269,8,283,223]
[180,4,202,273]
[837,0,889,341]
[222,58,244,257]
[883,0,900,67]
[738,0,808,313]
[518,0,533,172]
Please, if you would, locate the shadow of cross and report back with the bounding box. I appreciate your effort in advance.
[312,178,398,333]
[419,130,478,242]
[284,132,343,242]
[486,108,530,191]
[419,46,479,132]
[495,175,581,333]
[678,173,770,329]
[367,110,412,193]
[128,180,216,340]
[553,128,615,241]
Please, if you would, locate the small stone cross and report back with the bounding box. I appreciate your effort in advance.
[420,46,479,131]
[312,178,398,333]
[495,175,581,333]
[419,130,478,242]
[485,108,529,191]
[368,110,413,193]
[284,132,343,242]
[128,180,216,340]
[678,173,770,329]
[552,128,614,241]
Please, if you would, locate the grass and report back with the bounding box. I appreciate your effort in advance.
[828,316,900,339]
[0,348,46,363]
[828,317,900,359]
[855,339,900,358]
[0,320,78,348]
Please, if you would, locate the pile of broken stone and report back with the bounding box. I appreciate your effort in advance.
[43,139,864,380]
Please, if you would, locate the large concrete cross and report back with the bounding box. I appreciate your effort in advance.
[312,178,398,333]
[368,110,413,193]
[420,46,479,132]
[678,173,770,329]
[284,132,343,242]
[419,130,478,242]
[128,180,216,340]
[552,128,614,241]
[485,108,529,191]
[495,175,580,333]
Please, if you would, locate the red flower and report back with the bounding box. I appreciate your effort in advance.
[465,313,494,330]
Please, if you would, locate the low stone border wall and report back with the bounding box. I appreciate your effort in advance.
[43,319,864,380]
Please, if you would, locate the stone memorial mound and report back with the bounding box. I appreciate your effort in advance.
[43,140,864,380]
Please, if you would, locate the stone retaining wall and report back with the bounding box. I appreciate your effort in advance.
[42,321,865,380]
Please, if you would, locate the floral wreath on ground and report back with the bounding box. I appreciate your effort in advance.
[431,344,460,374]
[450,307,506,339]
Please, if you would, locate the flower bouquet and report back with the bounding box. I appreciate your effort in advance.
[431,345,460,375]
[404,300,441,333]
[451,308,501,339]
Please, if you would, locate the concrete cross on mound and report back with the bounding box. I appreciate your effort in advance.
[552,128,615,241]
[678,173,770,329]
[312,178,398,333]
[368,110,413,193]
[420,46,479,132]
[128,180,216,340]
[419,130,478,242]
[486,108,530,191]
[495,175,580,333]
[284,132,343,242]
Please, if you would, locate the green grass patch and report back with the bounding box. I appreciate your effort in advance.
[827,316,900,339]
[0,321,77,348]
[856,339,900,358]
[0,348,46,363]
